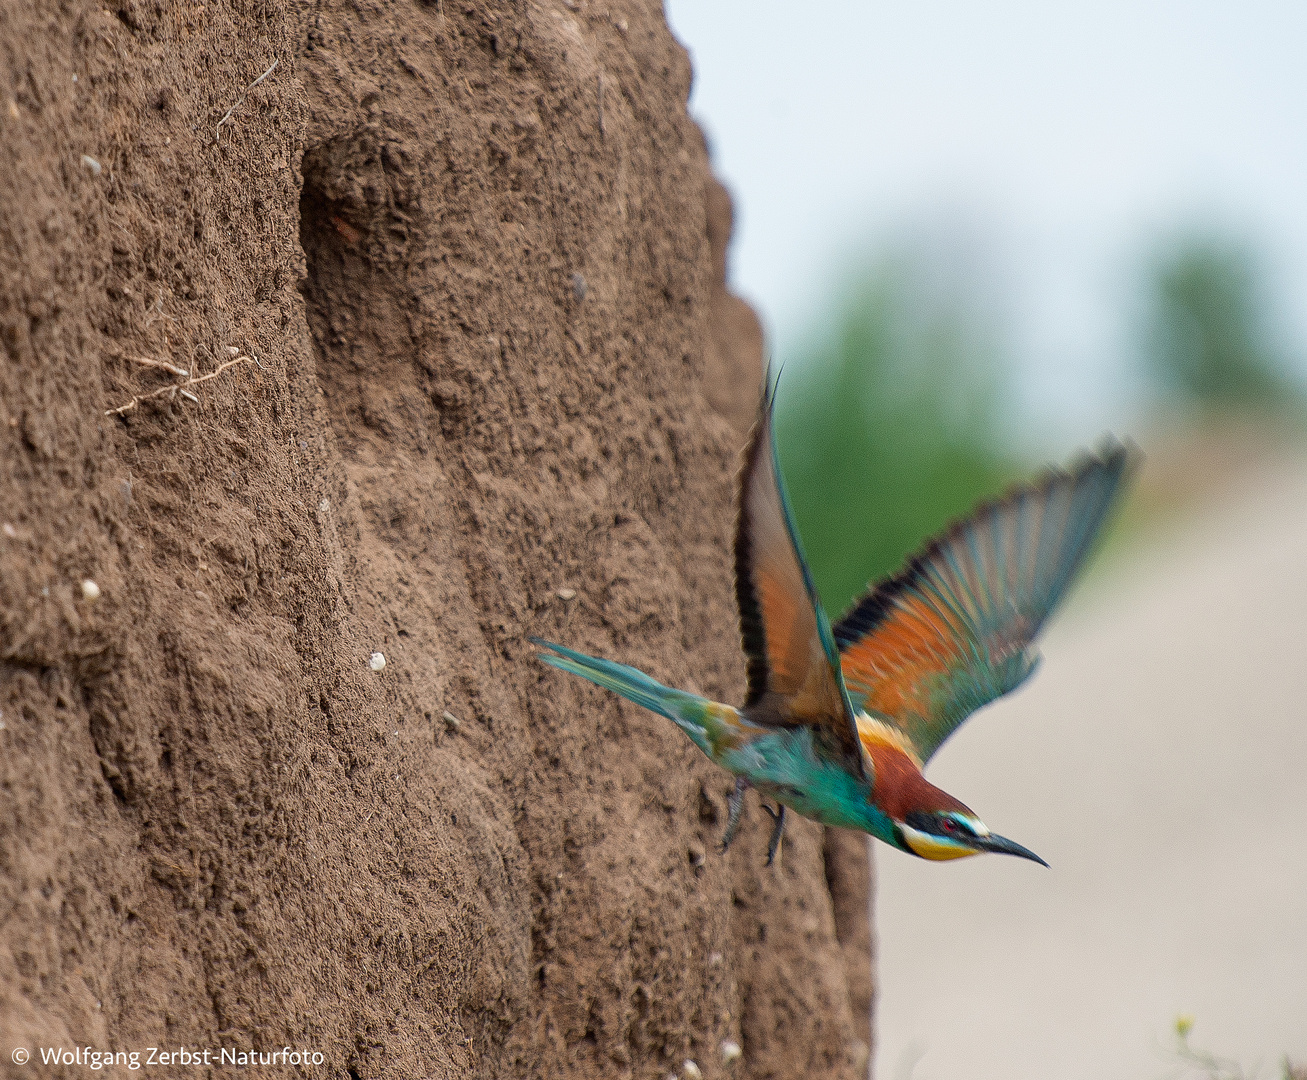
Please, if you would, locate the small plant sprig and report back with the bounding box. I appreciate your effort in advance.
[1168,1015,1302,1080]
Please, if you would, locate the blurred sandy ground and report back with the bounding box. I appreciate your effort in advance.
[874,453,1307,1080]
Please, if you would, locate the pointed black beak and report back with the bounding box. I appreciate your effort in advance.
[973,832,1049,867]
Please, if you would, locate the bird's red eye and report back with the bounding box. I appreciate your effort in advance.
[940,819,958,833]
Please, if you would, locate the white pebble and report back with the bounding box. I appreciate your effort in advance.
[369,651,386,671]
[2,523,15,538]
[720,1039,742,1063]
[442,710,461,733]
[318,498,330,513]
[556,587,576,601]
[80,579,101,601]
[682,1061,703,1080]
[80,154,101,175]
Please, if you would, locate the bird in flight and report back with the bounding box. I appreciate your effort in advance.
[533,388,1135,866]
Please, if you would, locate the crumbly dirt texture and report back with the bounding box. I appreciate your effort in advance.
[0,2,872,1078]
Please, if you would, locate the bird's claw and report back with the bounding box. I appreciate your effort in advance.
[761,803,786,867]
[719,776,750,854]
[719,778,784,866]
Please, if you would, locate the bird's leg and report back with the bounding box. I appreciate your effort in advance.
[719,776,750,854]
[761,803,787,867]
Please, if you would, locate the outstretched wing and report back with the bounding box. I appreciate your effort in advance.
[735,388,866,777]
[833,440,1136,765]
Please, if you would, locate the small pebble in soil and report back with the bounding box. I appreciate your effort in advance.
[720,1040,742,1063]
[682,1061,703,1080]
[556,587,576,601]
[81,154,101,175]
[369,652,386,671]
[708,951,723,968]
[443,710,462,733]
[80,579,101,601]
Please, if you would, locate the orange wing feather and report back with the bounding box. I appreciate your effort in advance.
[735,391,865,774]
[840,593,970,721]
[834,440,1136,764]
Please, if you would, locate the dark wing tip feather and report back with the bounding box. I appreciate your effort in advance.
[833,437,1139,649]
[733,386,777,708]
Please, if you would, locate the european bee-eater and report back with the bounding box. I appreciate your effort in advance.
[533,389,1135,866]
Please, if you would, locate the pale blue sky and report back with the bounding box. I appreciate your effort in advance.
[665,0,1307,444]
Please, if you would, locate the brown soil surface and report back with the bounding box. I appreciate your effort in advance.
[0,3,871,1079]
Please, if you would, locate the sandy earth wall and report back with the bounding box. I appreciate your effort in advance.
[0,2,872,1078]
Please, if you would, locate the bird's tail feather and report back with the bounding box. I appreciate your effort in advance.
[530,637,720,754]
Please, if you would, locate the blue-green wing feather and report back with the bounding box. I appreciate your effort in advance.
[734,382,866,776]
[834,439,1137,763]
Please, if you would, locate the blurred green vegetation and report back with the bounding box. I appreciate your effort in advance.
[1141,233,1304,412]
[774,227,1304,619]
[774,249,1014,618]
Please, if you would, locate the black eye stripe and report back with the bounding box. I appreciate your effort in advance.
[905,811,970,837]
[904,812,975,838]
